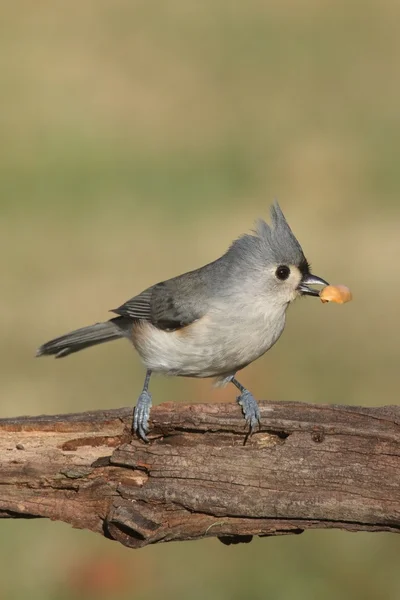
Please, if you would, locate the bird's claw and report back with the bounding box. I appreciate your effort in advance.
[133,390,152,442]
[237,390,261,433]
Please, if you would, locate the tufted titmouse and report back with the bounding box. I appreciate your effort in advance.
[37,203,328,441]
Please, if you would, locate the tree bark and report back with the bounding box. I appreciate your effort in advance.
[0,401,398,548]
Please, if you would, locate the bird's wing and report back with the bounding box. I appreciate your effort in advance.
[111,288,153,322]
[110,274,208,331]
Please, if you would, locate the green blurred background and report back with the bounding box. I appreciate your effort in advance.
[1,1,399,598]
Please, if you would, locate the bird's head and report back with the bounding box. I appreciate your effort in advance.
[228,202,329,308]
[258,202,328,305]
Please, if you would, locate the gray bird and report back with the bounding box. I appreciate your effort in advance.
[37,203,328,441]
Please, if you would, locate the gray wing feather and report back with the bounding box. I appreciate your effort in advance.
[111,288,153,321]
[110,269,211,330]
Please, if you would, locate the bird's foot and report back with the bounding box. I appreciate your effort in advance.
[236,390,261,433]
[133,390,152,442]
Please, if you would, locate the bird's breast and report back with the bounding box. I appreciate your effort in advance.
[131,305,286,378]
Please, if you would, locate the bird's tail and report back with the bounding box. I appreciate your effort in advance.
[36,316,131,358]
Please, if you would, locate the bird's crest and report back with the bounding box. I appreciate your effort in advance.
[255,202,309,270]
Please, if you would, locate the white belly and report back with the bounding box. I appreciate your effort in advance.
[131,305,286,379]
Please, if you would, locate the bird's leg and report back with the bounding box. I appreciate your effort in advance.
[133,369,152,442]
[230,377,261,434]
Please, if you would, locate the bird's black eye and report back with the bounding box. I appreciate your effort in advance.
[275,265,290,281]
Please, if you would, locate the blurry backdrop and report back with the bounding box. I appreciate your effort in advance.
[0,1,399,599]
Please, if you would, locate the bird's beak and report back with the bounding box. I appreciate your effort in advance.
[298,273,329,297]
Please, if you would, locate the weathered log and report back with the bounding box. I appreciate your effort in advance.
[0,401,398,548]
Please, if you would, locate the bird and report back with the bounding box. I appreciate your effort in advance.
[37,203,329,442]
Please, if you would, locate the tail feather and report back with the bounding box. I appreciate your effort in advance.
[37,316,131,358]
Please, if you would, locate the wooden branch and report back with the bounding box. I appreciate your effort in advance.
[0,401,399,548]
